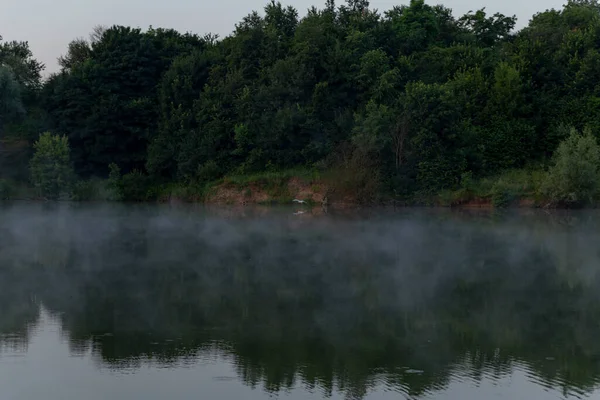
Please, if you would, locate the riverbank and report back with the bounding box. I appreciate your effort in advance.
[195,167,561,209]
[430,168,548,209]
[200,169,327,205]
[0,167,553,209]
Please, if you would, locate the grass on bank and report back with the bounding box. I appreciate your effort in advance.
[435,128,600,208]
[0,178,37,200]
[0,167,571,208]
[435,168,547,208]
[212,168,321,204]
[220,168,320,186]
[57,167,322,204]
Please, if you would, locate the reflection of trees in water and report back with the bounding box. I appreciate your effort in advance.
[1,205,600,398]
[0,206,43,351]
[0,273,39,353]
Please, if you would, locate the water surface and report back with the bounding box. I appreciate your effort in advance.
[1,203,600,399]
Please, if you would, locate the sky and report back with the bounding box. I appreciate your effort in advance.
[1,0,565,75]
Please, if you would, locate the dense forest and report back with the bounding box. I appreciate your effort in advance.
[2,0,600,205]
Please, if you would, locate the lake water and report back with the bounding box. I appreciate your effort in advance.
[1,203,600,400]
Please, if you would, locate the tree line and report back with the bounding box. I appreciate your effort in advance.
[2,0,600,204]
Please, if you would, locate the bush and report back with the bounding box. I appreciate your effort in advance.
[0,179,14,200]
[325,142,381,205]
[491,179,517,208]
[542,127,600,207]
[460,171,474,192]
[71,180,97,201]
[29,132,74,200]
[107,163,123,201]
[120,170,153,202]
[196,160,221,183]
[103,164,156,202]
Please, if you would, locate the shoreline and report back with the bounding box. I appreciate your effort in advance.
[0,172,585,210]
[0,192,558,210]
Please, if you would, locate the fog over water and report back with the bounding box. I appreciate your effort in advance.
[1,203,600,399]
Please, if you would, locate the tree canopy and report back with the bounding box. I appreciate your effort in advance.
[4,0,600,200]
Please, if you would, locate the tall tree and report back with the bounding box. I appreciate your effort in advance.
[46,26,204,176]
[0,37,44,93]
[0,65,24,133]
[57,38,91,72]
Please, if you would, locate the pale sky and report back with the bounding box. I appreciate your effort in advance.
[1,0,565,74]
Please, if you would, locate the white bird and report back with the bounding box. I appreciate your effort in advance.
[293,211,306,215]
[293,199,306,204]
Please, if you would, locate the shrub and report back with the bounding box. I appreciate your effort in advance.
[107,163,123,201]
[29,132,74,200]
[104,164,156,202]
[196,160,221,183]
[325,142,381,205]
[491,179,517,208]
[120,170,153,202]
[542,127,600,207]
[71,180,97,201]
[0,179,14,200]
[460,171,474,192]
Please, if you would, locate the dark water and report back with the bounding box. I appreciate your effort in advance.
[1,203,600,400]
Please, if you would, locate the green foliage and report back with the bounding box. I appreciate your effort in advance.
[106,164,154,202]
[106,163,123,201]
[44,26,205,176]
[4,0,600,205]
[0,37,44,92]
[57,38,91,72]
[542,127,600,207]
[326,143,382,204]
[0,178,13,200]
[29,132,74,200]
[223,168,318,187]
[120,170,154,202]
[196,160,222,183]
[435,168,545,207]
[491,180,518,208]
[458,9,516,46]
[71,179,97,201]
[0,66,24,125]
[147,48,219,179]
[460,171,474,191]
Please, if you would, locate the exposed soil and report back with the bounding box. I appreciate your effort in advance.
[288,177,327,203]
[518,198,538,208]
[206,183,272,205]
[453,197,493,209]
[204,179,544,209]
[205,177,328,205]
